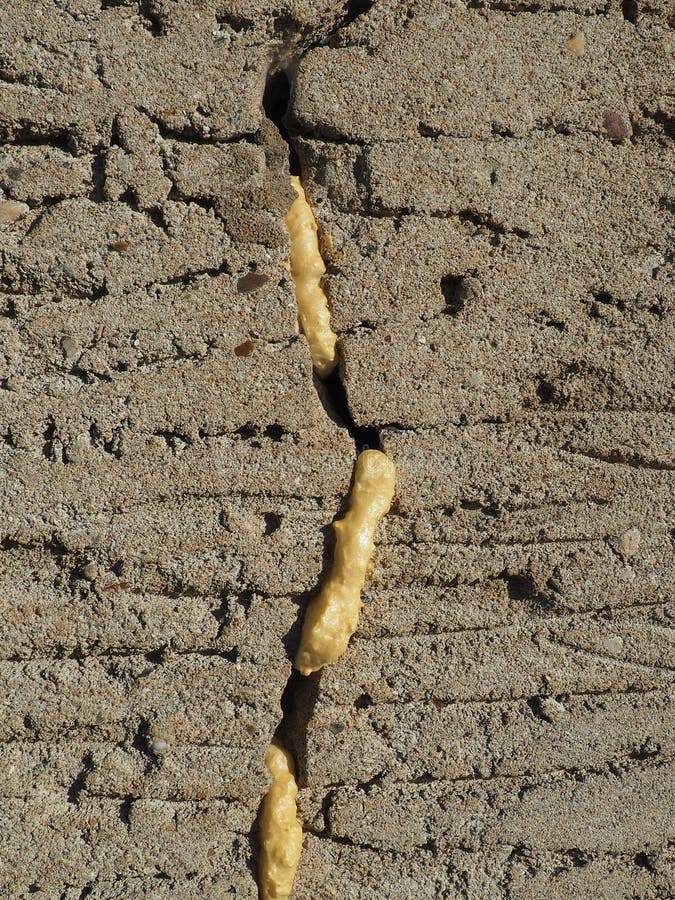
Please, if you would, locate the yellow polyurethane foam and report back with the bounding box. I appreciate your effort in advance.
[258,738,303,900]
[295,450,396,676]
[286,175,338,378]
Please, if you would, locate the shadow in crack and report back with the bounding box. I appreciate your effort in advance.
[263,67,300,175]
[275,669,323,787]
[315,367,381,452]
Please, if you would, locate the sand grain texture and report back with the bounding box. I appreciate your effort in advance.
[0,0,673,897]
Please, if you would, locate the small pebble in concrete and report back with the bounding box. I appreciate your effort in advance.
[65,433,91,463]
[603,110,632,142]
[82,562,98,580]
[540,697,568,721]
[566,32,585,57]
[602,635,625,655]
[60,336,79,360]
[151,738,169,756]
[234,339,255,357]
[620,527,642,557]
[0,199,29,224]
[148,720,173,757]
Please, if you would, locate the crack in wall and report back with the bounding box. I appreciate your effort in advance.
[263,66,381,452]
[255,55,390,897]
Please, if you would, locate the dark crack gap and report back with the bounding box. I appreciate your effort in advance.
[316,368,381,451]
[274,669,322,787]
[263,68,300,175]
[344,0,375,23]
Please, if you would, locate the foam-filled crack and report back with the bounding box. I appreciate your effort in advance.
[286,175,338,378]
[294,449,396,676]
[256,62,396,900]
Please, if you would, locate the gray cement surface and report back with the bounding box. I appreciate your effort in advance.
[0,0,672,897]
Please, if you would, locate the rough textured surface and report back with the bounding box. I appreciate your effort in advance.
[0,0,673,897]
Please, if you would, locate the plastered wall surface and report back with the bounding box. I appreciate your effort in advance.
[0,1,672,897]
